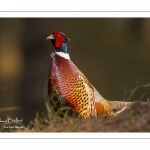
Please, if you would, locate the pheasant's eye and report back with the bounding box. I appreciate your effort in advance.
[58,35,61,38]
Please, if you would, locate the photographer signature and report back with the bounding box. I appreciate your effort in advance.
[0,117,23,125]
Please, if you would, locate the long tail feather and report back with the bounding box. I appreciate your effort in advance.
[109,100,148,110]
[110,101,134,110]
[102,100,149,117]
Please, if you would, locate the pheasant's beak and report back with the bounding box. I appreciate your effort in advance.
[46,35,55,40]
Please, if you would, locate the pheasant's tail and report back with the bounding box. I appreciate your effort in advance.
[110,101,134,110]
[110,100,148,110]
[94,100,134,116]
[105,100,148,116]
[95,100,148,117]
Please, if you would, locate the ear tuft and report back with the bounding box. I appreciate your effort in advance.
[66,35,71,41]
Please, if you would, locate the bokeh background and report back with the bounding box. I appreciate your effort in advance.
[0,18,150,125]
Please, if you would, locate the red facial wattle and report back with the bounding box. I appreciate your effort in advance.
[53,31,66,48]
[55,35,64,47]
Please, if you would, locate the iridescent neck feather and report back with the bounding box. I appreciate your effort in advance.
[52,43,70,60]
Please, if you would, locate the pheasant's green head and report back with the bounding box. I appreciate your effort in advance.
[47,31,71,53]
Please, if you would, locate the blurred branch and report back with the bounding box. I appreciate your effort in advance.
[127,83,150,101]
[0,106,21,112]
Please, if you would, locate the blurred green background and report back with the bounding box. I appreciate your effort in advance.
[0,18,150,125]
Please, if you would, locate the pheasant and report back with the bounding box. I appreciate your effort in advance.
[47,31,147,118]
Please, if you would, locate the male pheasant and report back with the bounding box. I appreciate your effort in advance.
[47,31,147,118]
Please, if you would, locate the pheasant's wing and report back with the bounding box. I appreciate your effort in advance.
[78,69,114,115]
[78,72,97,117]
[70,60,113,115]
